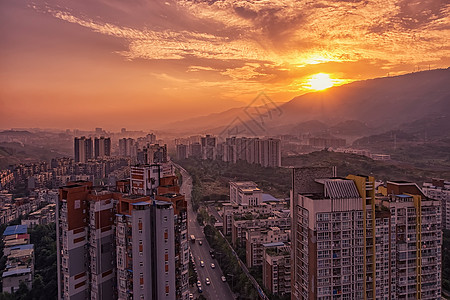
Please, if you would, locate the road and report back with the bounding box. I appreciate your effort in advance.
[178,166,235,300]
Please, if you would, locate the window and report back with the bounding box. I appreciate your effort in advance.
[138,219,143,234]
[317,213,330,222]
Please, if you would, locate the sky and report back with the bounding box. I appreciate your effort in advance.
[0,0,449,131]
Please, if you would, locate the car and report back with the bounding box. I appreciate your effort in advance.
[211,253,215,259]
[205,277,211,285]
[199,240,203,245]
[200,260,205,267]
[221,276,226,282]
[210,263,215,269]
[198,286,203,293]
[189,293,194,299]
[196,280,201,287]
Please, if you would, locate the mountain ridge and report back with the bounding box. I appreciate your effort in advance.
[158,68,450,138]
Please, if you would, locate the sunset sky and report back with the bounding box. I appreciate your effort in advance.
[1,0,449,131]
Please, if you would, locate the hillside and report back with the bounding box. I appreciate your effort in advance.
[0,142,66,169]
[275,68,450,131]
[282,150,450,184]
[163,68,450,138]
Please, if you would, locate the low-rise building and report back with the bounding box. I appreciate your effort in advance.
[21,203,56,228]
[262,242,291,297]
[245,226,290,267]
[229,181,262,206]
[232,216,291,247]
[2,225,34,293]
[222,201,286,235]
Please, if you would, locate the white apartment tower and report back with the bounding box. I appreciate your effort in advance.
[423,178,450,229]
[291,168,442,300]
[116,195,176,300]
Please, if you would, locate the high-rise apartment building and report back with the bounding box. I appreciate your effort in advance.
[129,168,189,300]
[74,137,93,163]
[130,165,161,196]
[263,242,291,297]
[423,178,450,229]
[57,167,188,300]
[118,138,137,157]
[291,168,442,300]
[176,144,188,160]
[381,181,441,299]
[115,195,176,300]
[188,142,202,159]
[56,181,116,300]
[137,144,168,165]
[221,137,281,167]
[201,135,216,160]
[222,138,237,163]
[94,137,111,158]
[259,138,281,167]
[156,176,189,300]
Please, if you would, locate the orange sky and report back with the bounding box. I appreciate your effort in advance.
[1,0,449,131]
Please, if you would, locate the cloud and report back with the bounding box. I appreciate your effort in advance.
[29,0,450,91]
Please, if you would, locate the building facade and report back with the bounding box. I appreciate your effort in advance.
[94,137,111,158]
[290,168,442,300]
[56,182,116,300]
[229,181,262,206]
[115,195,176,300]
[74,137,93,163]
[263,242,291,297]
[423,178,450,230]
[176,144,188,160]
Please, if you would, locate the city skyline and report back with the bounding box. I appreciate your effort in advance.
[1,0,449,130]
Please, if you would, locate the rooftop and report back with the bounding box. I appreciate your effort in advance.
[3,225,28,236]
[2,268,31,278]
[131,201,151,206]
[262,242,285,248]
[262,193,279,202]
[9,244,34,251]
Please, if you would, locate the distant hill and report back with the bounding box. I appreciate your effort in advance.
[164,68,450,138]
[276,68,450,131]
[271,120,329,135]
[282,150,450,184]
[0,142,67,169]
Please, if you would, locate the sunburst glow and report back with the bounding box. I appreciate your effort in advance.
[306,73,334,91]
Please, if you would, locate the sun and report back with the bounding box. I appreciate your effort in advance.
[306,73,334,91]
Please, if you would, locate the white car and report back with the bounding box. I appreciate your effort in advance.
[200,260,205,267]
[205,277,211,285]
[189,293,194,299]
[221,276,226,282]
[210,263,215,269]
